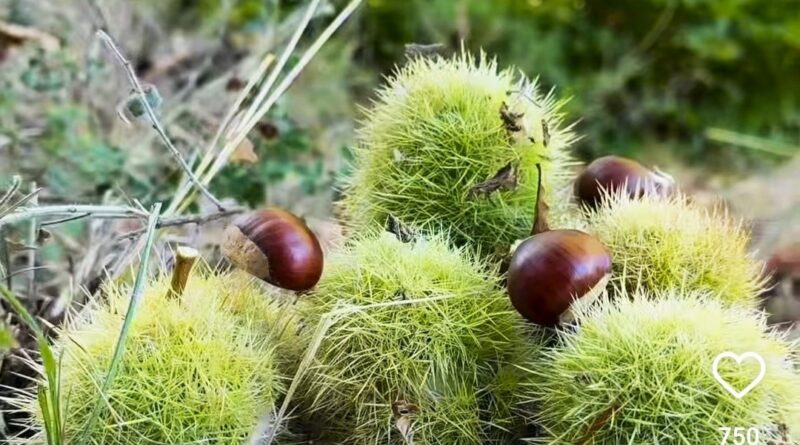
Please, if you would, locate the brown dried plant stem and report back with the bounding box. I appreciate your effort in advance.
[575,402,622,445]
[531,163,550,235]
[168,246,199,299]
[95,29,226,211]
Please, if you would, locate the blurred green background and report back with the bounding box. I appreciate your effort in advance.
[0,0,798,208]
[165,0,800,169]
[359,0,800,168]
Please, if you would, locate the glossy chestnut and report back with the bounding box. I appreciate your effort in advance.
[507,229,612,327]
[222,208,323,291]
[575,155,673,208]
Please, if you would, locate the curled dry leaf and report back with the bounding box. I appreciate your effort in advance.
[499,102,524,133]
[531,163,550,235]
[230,137,259,164]
[531,164,550,235]
[468,162,518,198]
[386,215,417,243]
[36,229,51,244]
[392,400,420,445]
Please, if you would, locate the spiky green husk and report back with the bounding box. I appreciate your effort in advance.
[524,291,800,444]
[297,232,539,444]
[11,270,295,445]
[586,192,765,306]
[341,51,577,258]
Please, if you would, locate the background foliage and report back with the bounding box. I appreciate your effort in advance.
[359,0,800,169]
[3,0,799,210]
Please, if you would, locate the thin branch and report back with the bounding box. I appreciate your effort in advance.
[0,205,149,229]
[0,265,52,282]
[165,54,276,216]
[96,30,226,211]
[37,195,102,205]
[117,208,244,240]
[83,0,110,31]
[40,213,92,227]
[166,2,348,215]
[168,0,364,216]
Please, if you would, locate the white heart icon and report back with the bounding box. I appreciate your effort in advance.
[711,352,766,399]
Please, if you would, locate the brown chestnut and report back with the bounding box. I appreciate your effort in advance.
[222,208,323,291]
[575,155,673,208]
[507,230,612,327]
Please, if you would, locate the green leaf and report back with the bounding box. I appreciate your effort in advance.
[78,202,162,445]
[0,285,63,445]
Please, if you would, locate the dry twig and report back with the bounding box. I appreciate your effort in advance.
[531,164,550,235]
[168,246,199,299]
[1,204,149,229]
[96,30,226,211]
[117,208,243,240]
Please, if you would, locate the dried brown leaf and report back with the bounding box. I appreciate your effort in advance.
[531,163,550,235]
[500,102,524,133]
[230,137,259,164]
[469,162,518,198]
[386,215,417,243]
[392,400,420,445]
